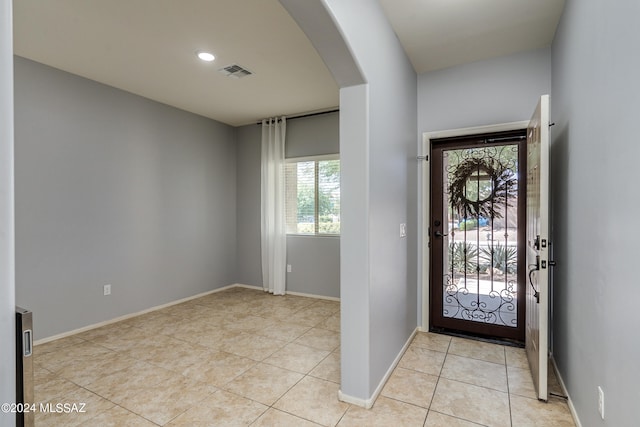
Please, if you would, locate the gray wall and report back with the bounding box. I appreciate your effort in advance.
[0,0,16,423]
[550,1,640,425]
[285,0,418,401]
[418,47,552,133]
[287,113,340,298]
[14,57,238,340]
[417,48,552,326]
[235,112,340,298]
[235,124,263,287]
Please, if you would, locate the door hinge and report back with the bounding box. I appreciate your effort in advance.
[417,155,428,161]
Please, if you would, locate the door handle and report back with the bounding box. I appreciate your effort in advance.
[434,230,448,238]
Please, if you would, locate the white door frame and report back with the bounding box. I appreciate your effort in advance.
[420,121,529,331]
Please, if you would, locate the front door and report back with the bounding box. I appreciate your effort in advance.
[430,130,526,341]
[525,94,550,400]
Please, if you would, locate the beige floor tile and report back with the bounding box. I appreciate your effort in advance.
[309,299,340,314]
[284,310,332,328]
[181,327,240,350]
[143,342,215,373]
[117,374,217,425]
[220,332,287,361]
[117,333,179,360]
[35,335,87,356]
[77,405,157,427]
[254,321,312,342]
[35,387,115,427]
[34,374,82,403]
[84,360,176,403]
[224,363,304,406]
[309,351,341,384]
[510,395,576,426]
[264,343,330,374]
[448,337,506,365]
[56,351,138,386]
[33,289,580,427]
[411,332,452,353]
[162,302,225,320]
[318,313,341,332]
[83,326,150,352]
[120,334,209,368]
[294,328,340,352]
[259,306,302,322]
[252,408,323,427]
[120,312,177,334]
[505,346,529,369]
[149,320,204,340]
[303,302,340,318]
[398,345,446,376]
[220,313,271,334]
[441,354,508,392]
[73,321,133,342]
[181,351,256,387]
[166,390,268,426]
[274,376,350,426]
[430,378,511,427]
[338,396,427,427]
[381,367,438,408]
[34,364,55,383]
[281,294,319,310]
[424,411,485,426]
[507,366,537,399]
[35,341,114,373]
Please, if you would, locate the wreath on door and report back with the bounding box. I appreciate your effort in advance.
[448,157,517,219]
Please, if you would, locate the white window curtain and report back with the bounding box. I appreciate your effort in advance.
[261,117,287,295]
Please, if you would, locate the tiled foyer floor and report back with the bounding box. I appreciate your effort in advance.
[33,286,575,426]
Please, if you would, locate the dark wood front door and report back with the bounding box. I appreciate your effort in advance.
[430,130,526,341]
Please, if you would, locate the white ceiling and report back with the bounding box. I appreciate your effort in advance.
[13,0,565,127]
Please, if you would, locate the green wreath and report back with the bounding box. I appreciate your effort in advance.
[448,157,517,219]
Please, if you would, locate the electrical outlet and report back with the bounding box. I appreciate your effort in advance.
[598,386,604,419]
[286,264,292,273]
[103,284,111,296]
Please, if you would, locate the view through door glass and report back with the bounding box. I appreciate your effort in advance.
[430,130,526,341]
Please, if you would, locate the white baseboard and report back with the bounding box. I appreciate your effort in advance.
[338,327,418,409]
[234,283,341,302]
[233,283,263,292]
[337,390,371,408]
[286,290,340,302]
[550,356,582,427]
[34,283,240,345]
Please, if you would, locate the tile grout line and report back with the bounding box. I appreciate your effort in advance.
[503,346,514,427]
[422,334,452,423]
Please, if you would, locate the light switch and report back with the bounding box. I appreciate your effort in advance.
[400,223,407,238]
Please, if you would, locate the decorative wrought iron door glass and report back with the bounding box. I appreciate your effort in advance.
[441,145,519,327]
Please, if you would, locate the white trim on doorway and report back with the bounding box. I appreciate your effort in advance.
[419,121,529,331]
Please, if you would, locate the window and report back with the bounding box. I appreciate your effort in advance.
[285,155,340,235]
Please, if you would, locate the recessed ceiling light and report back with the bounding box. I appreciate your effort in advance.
[196,51,215,62]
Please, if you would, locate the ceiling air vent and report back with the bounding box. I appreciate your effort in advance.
[218,64,253,79]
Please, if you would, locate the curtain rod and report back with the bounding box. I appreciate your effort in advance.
[256,108,339,125]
